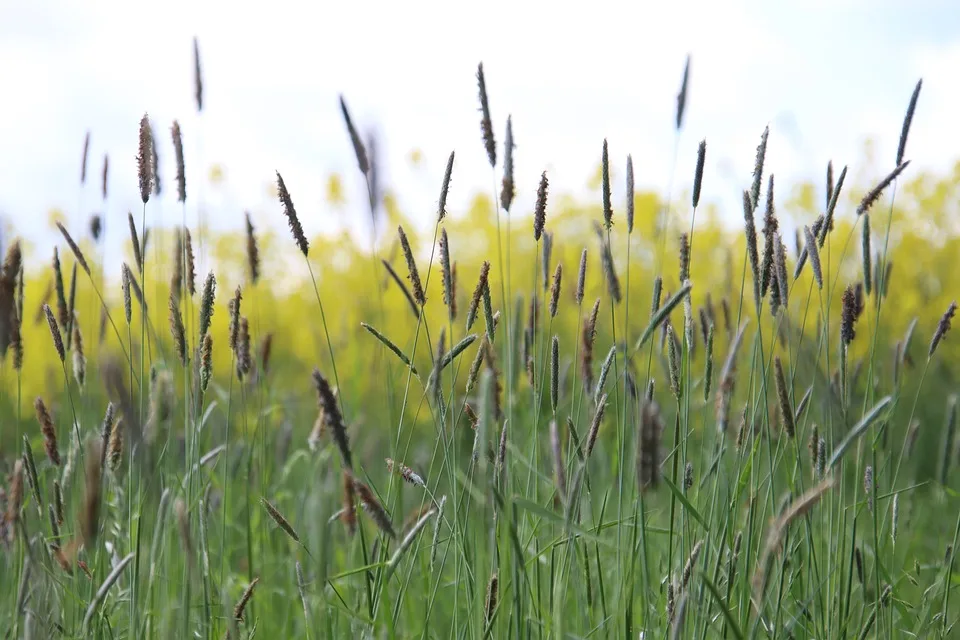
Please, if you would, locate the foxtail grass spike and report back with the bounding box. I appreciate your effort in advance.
[128,213,142,274]
[313,368,351,469]
[55,223,90,276]
[438,150,454,221]
[600,237,621,303]
[53,248,67,328]
[467,260,490,331]
[857,162,910,216]
[751,126,769,211]
[550,335,559,414]
[353,477,396,538]
[637,400,663,491]
[803,225,822,289]
[930,301,957,357]
[693,139,706,208]
[245,212,260,284]
[601,139,613,229]
[233,578,260,622]
[477,63,496,167]
[626,154,635,234]
[198,271,216,339]
[897,79,922,166]
[397,225,425,307]
[171,121,186,203]
[534,171,548,241]
[276,172,309,256]
[576,249,587,305]
[501,116,515,211]
[339,95,369,176]
[261,498,302,544]
[549,263,562,318]
[774,357,795,438]
[361,322,419,376]
[676,55,690,130]
[862,215,873,296]
[34,397,60,466]
[43,304,65,363]
[440,229,453,317]
[192,37,203,112]
[743,190,761,306]
[382,259,419,319]
[137,114,153,203]
[635,282,692,351]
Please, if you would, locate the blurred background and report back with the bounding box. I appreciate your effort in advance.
[2,0,960,251]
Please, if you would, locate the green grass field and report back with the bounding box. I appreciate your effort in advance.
[1,59,959,639]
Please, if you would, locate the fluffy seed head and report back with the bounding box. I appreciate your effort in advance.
[549,263,562,318]
[171,121,186,202]
[200,333,213,393]
[34,397,60,466]
[440,229,453,317]
[501,116,515,211]
[236,317,251,380]
[198,272,216,339]
[137,114,153,203]
[233,578,260,622]
[183,228,196,295]
[576,249,587,305]
[107,417,123,471]
[751,126,769,211]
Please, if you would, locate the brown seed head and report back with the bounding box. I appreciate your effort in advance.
[477,63,496,167]
[171,121,186,202]
[137,114,153,203]
[534,171,548,241]
[34,397,60,466]
[276,172,309,256]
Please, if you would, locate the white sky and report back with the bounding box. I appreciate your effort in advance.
[2,0,960,261]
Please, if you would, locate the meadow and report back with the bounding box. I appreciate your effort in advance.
[1,52,960,639]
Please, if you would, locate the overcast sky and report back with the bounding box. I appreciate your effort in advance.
[2,0,959,262]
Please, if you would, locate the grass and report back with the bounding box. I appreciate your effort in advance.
[1,54,959,640]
